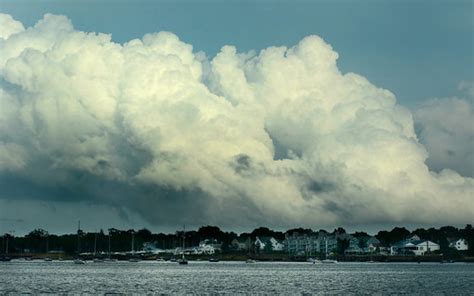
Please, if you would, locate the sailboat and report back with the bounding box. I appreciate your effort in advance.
[93,232,104,263]
[177,225,188,265]
[104,233,116,262]
[43,235,52,262]
[74,221,86,264]
[245,237,256,263]
[321,237,337,264]
[0,234,12,262]
[128,231,140,262]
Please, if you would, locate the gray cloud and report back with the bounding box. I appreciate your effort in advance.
[0,13,473,231]
[414,86,474,177]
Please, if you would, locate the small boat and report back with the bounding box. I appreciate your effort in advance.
[0,256,11,262]
[177,225,188,265]
[321,259,338,264]
[93,258,105,263]
[128,258,140,262]
[208,258,219,262]
[74,259,86,264]
[245,259,256,263]
[43,258,53,262]
[169,258,177,262]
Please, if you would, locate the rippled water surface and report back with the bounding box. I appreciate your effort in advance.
[1,261,473,294]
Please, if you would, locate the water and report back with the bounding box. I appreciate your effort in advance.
[1,260,473,294]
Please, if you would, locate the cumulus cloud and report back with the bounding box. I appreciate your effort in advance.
[0,13,473,229]
[414,85,474,177]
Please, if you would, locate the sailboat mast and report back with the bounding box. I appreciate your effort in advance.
[182,225,185,259]
[94,232,97,256]
[131,231,135,253]
[77,220,81,255]
[108,233,111,258]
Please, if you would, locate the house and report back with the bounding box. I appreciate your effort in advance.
[284,232,337,255]
[255,236,285,252]
[231,237,252,251]
[285,232,320,255]
[198,239,222,254]
[391,239,440,256]
[366,237,381,253]
[450,238,469,251]
[345,237,363,254]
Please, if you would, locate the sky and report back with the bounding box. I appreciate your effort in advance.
[0,0,472,235]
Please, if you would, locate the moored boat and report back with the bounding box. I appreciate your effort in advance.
[74,258,86,264]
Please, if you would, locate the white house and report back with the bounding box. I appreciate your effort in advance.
[391,239,440,256]
[255,236,285,251]
[197,239,222,254]
[450,238,469,251]
[412,240,440,255]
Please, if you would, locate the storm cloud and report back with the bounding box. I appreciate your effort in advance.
[0,14,473,230]
[414,86,474,178]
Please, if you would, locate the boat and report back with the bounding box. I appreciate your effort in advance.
[73,220,86,265]
[74,258,86,264]
[43,257,53,262]
[128,231,141,262]
[208,258,219,262]
[1,234,12,262]
[105,233,115,262]
[92,232,105,263]
[245,237,255,263]
[177,225,188,265]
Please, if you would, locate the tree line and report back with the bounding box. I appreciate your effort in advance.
[2,224,473,256]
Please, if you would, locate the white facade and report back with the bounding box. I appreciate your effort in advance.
[391,240,440,256]
[451,239,468,251]
[255,237,284,251]
[271,238,285,251]
[413,240,440,255]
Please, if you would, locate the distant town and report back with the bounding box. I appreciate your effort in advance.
[1,224,473,263]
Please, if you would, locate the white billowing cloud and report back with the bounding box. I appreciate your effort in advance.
[0,14,472,228]
[0,13,24,39]
[414,87,474,177]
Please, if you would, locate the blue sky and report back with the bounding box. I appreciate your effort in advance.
[0,0,472,107]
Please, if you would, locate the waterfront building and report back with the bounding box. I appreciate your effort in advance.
[449,238,469,251]
[390,239,440,256]
[255,236,285,251]
[284,232,337,256]
[231,237,252,251]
